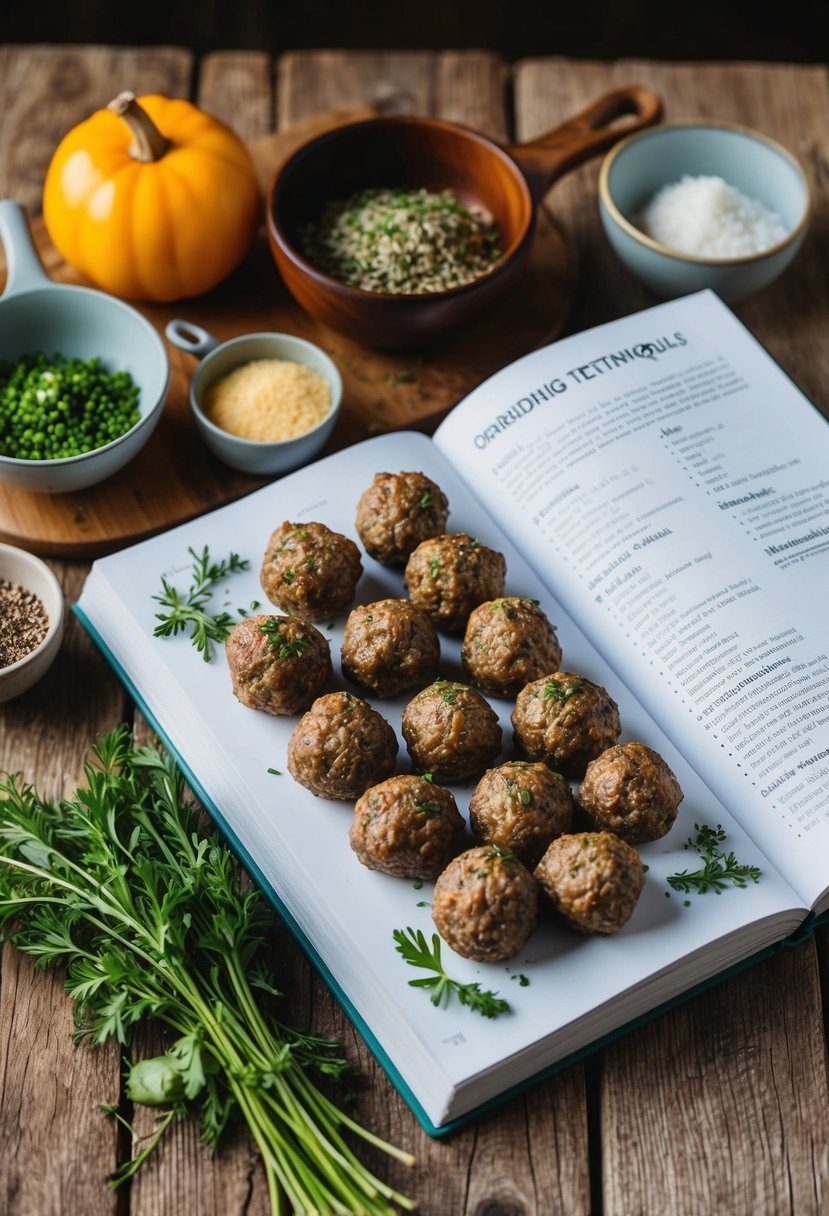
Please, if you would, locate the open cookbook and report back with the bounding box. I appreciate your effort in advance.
[76,290,829,1135]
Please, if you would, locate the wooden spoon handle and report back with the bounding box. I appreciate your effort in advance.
[506,84,663,204]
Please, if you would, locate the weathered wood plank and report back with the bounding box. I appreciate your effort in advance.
[197,51,274,141]
[0,564,129,1216]
[0,44,193,214]
[601,943,829,1215]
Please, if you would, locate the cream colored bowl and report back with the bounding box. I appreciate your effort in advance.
[0,543,65,702]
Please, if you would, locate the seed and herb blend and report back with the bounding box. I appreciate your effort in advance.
[0,579,49,667]
[0,352,140,461]
[300,186,502,294]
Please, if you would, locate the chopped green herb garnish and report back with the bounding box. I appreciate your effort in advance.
[259,618,310,659]
[419,491,434,509]
[152,546,250,662]
[428,556,440,578]
[543,679,582,702]
[414,800,443,817]
[393,928,510,1018]
[667,823,762,895]
[267,767,282,776]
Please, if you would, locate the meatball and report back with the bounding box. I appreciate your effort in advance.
[349,774,464,878]
[511,672,621,779]
[355,471,449,566]
[287,691,398,800]
[401,679,502,782]
[260,521,362,620]
[341,598,440,697]
[461,597,562,696]
[404,533,506,633]
[534,831,645,935]
[468,760,575,866]
[432,845,538,962]
[225,614,331,716]
[578,742,683,843]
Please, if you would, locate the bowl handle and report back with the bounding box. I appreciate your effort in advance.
[165,319,220,360]
[505,85,663,205]
[0,200,53,297]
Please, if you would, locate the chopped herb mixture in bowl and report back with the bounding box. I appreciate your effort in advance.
[299,186,502,295]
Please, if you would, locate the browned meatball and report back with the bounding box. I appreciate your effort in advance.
[349,774,464,878]
[260,521,362,620]
[355,471,449,566]
[404,533,506,634]
[287,691,397,800]
[341,599,440,697]
[225,614,331,716]
[432,845,538,962]
[401,679,502,782]
[461,597,562,696]
[511,672,621,779]
[534,831,645,935]
[578,742,683,842]
[468,760,575,865]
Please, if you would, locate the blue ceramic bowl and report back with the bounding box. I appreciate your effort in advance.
[165,320,342,477]
[598,121,811,303]
[0,200,169,493]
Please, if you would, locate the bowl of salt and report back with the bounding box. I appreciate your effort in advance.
[598,120,811,303]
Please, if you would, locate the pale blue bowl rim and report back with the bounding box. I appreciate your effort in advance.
[190,331,343,452]
[598,118,813,268]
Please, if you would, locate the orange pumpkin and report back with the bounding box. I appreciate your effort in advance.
[43,92,260,302]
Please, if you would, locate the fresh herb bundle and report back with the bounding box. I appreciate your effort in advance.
[393,927,510,1019]
[152,545,254,661]
[0,729,414,1214]
[667,823,762,895]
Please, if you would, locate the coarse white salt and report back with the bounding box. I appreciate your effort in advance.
[639,174,789,259]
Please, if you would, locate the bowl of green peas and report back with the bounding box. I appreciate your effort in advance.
[0,200,169,493]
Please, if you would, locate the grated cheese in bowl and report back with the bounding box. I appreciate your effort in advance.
[639,174,789,259]
[204,358,332,442]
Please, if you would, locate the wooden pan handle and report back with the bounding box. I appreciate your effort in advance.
[506,85,663,204]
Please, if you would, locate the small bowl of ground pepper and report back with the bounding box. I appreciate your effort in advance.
[0,542,64,702]
[165,321,342,476]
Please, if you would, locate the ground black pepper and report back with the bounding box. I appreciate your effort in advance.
[0,579,49,667]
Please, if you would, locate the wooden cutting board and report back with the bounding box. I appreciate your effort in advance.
[0,107,577,557]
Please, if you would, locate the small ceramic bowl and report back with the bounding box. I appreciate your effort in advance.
[0,542,65,702]
[0,200,170,494]
[165,321,343,476]
[598,120,812,303]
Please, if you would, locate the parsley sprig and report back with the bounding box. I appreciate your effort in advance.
[0,729,414,1212]
[393,927,510,1019]
[152,546,251,662]
[667,823,762,895]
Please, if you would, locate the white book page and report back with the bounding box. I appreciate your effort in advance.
[78,430,804,1126]
[435,291,829,911]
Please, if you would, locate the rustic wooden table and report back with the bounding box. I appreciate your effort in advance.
[1,44,828,1216]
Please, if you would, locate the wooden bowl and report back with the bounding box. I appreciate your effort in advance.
[267,86,662,350]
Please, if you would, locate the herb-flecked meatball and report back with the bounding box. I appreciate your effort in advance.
[432,845,538,962]
[287,691,397,800]
[355,471,450,566]
[468,760,575,865]
[578,742,683,843]
[341,598,440,697]
[461,597,562,696]
[511,672,621,779]
[226,614,331,716]
[260,521,362,620]
[401,679,502,782]
[404,532,506,633]
[349,774,464,878]
[534,831,645,935]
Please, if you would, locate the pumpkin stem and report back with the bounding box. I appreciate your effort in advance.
[108,91,170,162]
